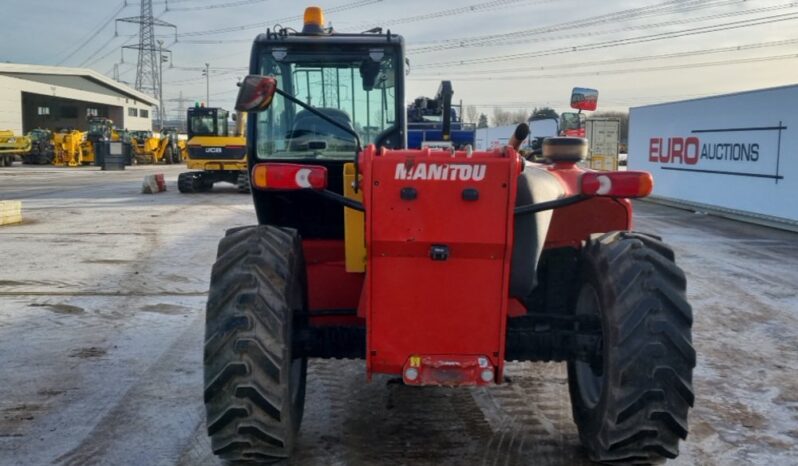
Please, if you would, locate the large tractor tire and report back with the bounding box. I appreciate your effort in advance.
[568,231,695,464]
[164,147,174,165]
[171,146,182,164]
[204,225,308,463]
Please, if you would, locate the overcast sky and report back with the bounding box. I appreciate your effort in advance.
[2,0,797,121]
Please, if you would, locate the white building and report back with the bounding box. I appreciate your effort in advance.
[0,63,157,133]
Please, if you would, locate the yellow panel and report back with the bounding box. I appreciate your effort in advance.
[0,201,22,226]
[343,163,366,272]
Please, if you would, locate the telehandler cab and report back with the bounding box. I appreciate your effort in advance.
[203,7,695,464]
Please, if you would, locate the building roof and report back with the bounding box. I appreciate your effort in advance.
[0,63,158,106]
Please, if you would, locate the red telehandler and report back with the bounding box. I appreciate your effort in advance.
[203,7,695,464]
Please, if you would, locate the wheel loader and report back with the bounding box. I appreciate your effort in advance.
[130,128,182,164]
[177,105,248,193]
[203,7,695,464]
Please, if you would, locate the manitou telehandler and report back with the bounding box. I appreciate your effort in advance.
[178,105,248,193]
[203,7,695,464]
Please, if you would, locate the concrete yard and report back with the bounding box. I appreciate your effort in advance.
[0,164,796,465]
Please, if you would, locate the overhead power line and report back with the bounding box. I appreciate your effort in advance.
[165,0,273,12]
[57,1,128,65]
[175,0,383,37]
[174,0,543,44]
[413,53,798,81]
[410,1,796,53]
[353,0,551,29]
[415,11,798,69]
[412,37,798,78]
[410,0,738,51]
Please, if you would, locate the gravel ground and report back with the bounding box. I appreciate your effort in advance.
[0,164,796,465]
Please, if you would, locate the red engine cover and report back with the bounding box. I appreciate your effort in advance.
[360,146,520,383]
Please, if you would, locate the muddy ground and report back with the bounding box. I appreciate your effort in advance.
[0,165,796,465]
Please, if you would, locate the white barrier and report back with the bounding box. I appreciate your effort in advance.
[629,84,797,226]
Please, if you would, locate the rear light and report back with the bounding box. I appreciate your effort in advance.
[581,171,653,198]
[251,163,327,191]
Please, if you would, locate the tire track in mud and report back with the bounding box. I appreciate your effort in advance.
[52,313,205,466]
[474,362,589,466]
[178,359,592,465]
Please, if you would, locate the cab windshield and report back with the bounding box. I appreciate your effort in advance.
[256,46,399,160]
[88,120,109,137]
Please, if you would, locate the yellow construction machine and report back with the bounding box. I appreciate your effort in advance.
[0,130,31,166]
[53,130,86,166]
[80,117,122,165]
[130,128,182,164]
[178,105,248,193]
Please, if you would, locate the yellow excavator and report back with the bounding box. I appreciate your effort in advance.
[178,105,248,193]
[0,130,31,166]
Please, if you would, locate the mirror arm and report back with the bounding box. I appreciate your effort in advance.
[273,88,363,191]
[317,189,365,211]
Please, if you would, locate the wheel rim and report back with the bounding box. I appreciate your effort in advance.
[574,283,604,409]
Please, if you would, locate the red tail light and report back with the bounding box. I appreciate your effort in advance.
[581,171,653,198]
[251,163,327,191]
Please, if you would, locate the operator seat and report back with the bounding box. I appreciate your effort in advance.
[510,163,566,299]
[288,108,356,150]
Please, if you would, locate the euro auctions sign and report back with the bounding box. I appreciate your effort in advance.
[648,126,784,180]
[629,85,797,224]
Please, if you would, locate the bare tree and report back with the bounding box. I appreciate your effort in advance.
[464,105,478,124]
[493,108,529,126]
[492,108,512,126]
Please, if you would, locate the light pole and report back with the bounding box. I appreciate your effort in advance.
[158,40,165,129]
[157,41,171,130]
[202,63,210,106]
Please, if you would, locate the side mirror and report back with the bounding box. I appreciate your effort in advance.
[235,75,277,112]
[360,61,380,91]
[570,87,598,111]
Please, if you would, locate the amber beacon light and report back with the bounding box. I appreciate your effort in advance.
[303,7,325,34]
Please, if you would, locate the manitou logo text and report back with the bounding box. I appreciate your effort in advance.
[394,163,487,181]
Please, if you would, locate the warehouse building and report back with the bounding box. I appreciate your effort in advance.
[0,63,157,134]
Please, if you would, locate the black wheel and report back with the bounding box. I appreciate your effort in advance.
[164,147,174,165]
[236,171,251,194]
[177,172,196,193]
[171,145,182,164]
[204,225,308,462]
[568,231,695,464]
[196,173,214,192]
